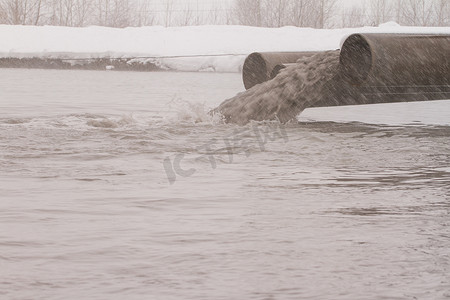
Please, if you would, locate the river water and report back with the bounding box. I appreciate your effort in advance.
[0,68,449,300]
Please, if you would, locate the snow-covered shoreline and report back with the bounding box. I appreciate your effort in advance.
[1,23,449,72]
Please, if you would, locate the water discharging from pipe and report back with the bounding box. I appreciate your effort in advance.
[213,51,340,125]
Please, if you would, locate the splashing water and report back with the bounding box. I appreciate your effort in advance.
[86,114,136,128]
[166,99,225,125]
[214,51,340,125]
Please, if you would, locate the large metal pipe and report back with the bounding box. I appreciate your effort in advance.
[242,33,450,107]
[242,52,317,89]
[336,33,450,105]
[340,33,450,87]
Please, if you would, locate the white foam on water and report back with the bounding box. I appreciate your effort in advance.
[85,114,137,128]
[0,113,145,132]
[164,99,225,126]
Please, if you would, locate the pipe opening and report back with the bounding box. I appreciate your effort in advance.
[242,53,268,90]
[270,64,287,79]
[340,34,373,85]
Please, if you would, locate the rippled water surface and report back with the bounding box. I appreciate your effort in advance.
[1,69,449,300]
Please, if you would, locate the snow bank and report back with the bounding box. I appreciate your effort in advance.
[1,23,449,72]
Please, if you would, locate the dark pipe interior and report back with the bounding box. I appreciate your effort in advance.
[242,53,268,90]
[339,34,373,85]
[270,64,287,79]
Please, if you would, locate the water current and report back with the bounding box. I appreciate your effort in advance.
[0,69,449,300]
[215,51,340,124]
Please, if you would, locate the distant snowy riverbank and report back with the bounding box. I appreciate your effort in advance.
[1,23,449,72]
